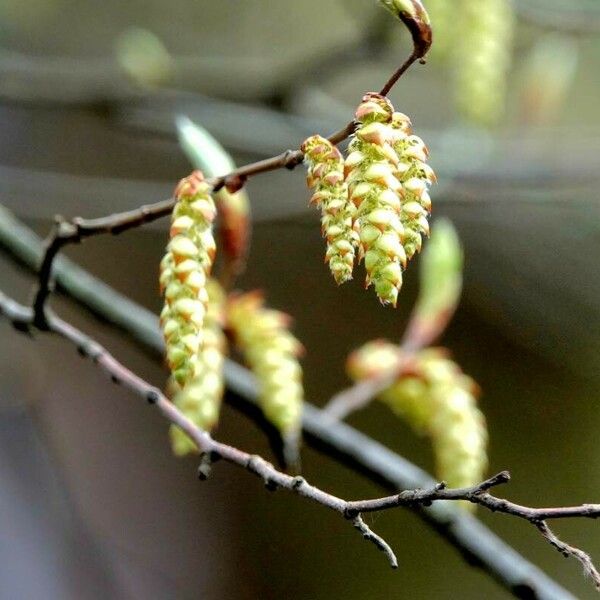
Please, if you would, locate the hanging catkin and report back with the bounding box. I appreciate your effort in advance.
[390,111,435,261]
[160,171,217,386]
[346,93,406,306]
[455,0,515,127]
[302,135,359,285]
[169,279,227,455]
[345,93,434,306]
[226,291,304,461]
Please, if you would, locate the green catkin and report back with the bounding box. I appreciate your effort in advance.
[346,93,406,307]
[169,279,227,456]
[160,170,216,385]
[227,291,304,456]
[390,112,435,261]
[456,0,515,127]
[347,341,488,509]
[302,135,359,285]
[346,93,434,306]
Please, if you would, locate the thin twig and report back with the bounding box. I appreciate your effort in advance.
[536,521,600,591]
[322,351,415,421]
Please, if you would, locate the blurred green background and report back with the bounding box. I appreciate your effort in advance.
[0,0,599,598]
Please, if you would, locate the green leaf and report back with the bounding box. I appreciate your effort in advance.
[403,219,463,349]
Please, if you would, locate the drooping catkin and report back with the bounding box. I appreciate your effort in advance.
[160,170,217,386]
[347,341,488,505]
[302,135,359,285]
[390,111,435,261]
[455,0,515,127]
[226,291,304,461]
[346,93,406,306]
[169,279,227,456]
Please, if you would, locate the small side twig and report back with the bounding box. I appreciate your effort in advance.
[536,521,600,591]
[322,352,413,421]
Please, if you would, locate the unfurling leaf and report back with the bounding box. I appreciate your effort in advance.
[377,0,432,58]
[403,218,462,348]
[176,116,250,276]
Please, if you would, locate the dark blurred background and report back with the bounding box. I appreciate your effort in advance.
[0,0,599,598]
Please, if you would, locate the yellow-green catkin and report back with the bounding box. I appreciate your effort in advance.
[346,93,406,306]
[160,170,217,387]
[227,291,304,456]
[302,135,358,285]
[169,279,227,456]
[456,0,515,127]
[390,111,435,261]
[347,341,488,507]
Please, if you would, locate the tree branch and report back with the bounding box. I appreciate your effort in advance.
[0,203,578,599]
[2,289,600,589]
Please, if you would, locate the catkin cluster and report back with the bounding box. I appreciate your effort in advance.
[347,341,488,502]
[169,279,227,455]
[302,135,358,285]
[303,93,434,307]
[226,291,304,455]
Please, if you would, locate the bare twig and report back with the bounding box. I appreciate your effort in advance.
[536,521,600,591]
[2,289,600,588]
[0,205,577,599]
[322,351,415,421]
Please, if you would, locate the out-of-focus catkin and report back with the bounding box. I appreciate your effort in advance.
[227,292,304,458]
[169,279,227,456]
[302,135,358,285]
[456,0,515,127]
[160,171,217,386]
[347,341,487,507]
[424,0,452,61]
